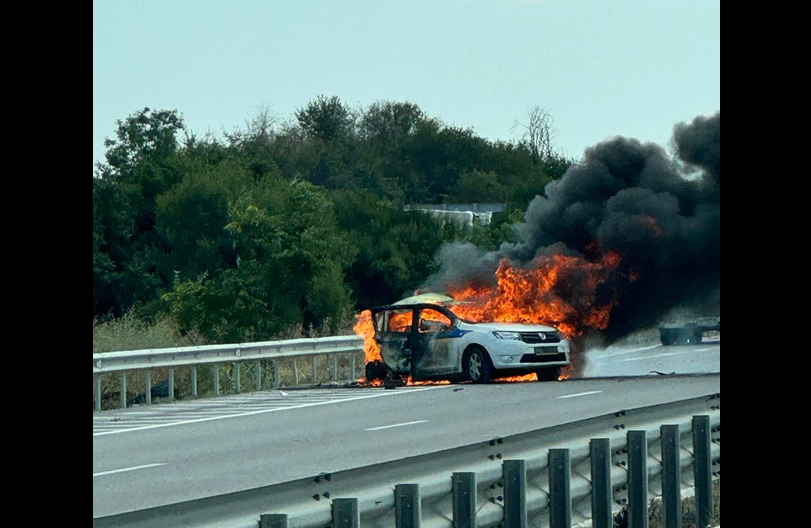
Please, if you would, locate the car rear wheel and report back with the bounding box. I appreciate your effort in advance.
[464,347,494,383]
[536,366,561,382]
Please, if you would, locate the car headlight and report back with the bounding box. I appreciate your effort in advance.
[493,331,522,340]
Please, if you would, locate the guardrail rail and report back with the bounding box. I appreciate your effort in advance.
[93,335,365,411]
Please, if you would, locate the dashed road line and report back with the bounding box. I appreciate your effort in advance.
[557,391,603,399]
[366,420,430,431]
[93,463,166,477]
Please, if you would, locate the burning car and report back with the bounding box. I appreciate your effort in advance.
[365,294,570,383]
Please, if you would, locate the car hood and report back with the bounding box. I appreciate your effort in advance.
[459,321,560,333]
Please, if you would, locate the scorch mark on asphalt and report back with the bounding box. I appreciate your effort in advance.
[365,420,430,431]
[93,463,167,477]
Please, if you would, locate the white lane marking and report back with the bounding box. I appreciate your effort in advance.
[619,352,682,362]
[557,391,603,399]
[93,386,448,437]
[592,344,662,358]
[93,463,166,477]
[365,420,429,431]
[616,344,721,363]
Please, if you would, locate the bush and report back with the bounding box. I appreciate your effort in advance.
[93,311,203,354]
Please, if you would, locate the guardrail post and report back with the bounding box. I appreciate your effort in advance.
[273,360,280,389]
[332,354,338,382]
[549,448,571,528]
[452,472,476,528]
[627,430,648,528]
[293,359,299,387]
[145,370,152,405]
[589,439,612,528]
[191,366,198,398]
[692,415,713,527]
[260,513,288,528]
[255,360,262,391]
[95,375,101,411]
[120,372,127,409]
[213,365,220,396]
[311,355,317,384]
[168,367,175,401]
[333,498,360,528]
[661,425,681,528]
[351,354,356,381]
[503,459,527,528]
[234,363,240,393]
[395,484,422,528]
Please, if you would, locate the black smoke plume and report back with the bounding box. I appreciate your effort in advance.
[425,112,720,342]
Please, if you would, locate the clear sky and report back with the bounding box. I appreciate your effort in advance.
[93,0,720,166]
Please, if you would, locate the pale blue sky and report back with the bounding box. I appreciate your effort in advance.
[93,0,720,166]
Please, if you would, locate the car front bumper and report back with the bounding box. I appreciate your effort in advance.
[490,340,571,369]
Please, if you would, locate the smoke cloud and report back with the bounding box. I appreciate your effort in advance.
[425,112,720,342]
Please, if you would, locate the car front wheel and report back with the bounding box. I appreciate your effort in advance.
[465,347,494,383]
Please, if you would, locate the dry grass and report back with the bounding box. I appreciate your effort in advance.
[614,480,720,528]
[93,312,205,353]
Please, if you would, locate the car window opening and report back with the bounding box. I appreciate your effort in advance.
[418,309,452,333]
[385,310,413,333]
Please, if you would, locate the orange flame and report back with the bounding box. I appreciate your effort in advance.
[449,252,623,337]
[497,373,539,382]
[353,310,381,363]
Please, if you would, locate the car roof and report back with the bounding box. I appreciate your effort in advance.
[392,293,455,305]
[370,303,458,317]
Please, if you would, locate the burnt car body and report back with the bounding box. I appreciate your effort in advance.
[367,294,571,383]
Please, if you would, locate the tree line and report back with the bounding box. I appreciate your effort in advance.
[93,97,570,344]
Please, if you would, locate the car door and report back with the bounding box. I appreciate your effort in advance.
[411,307,459,378]
[373,308,415,375]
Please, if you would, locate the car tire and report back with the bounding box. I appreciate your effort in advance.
[464,347,494,383]
[536,366,561,382]
[365,360,388,382]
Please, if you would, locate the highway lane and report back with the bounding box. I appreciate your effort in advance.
[93,369,720,517]
[581,338,720,377]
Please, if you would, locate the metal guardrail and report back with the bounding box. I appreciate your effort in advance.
[93,335,364,411]
[93,393,720,528]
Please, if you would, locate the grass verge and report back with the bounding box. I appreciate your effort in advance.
[614,479,721,528]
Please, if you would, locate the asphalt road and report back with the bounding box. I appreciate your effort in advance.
[581,338,721,377]
[93,340,720,518]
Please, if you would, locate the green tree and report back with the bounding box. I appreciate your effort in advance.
[93,108,186,316]
[156,160,253,282]
[331,190,462,309]
[448,170,506,204]
[295,95,353,143]
[164,178,353,341]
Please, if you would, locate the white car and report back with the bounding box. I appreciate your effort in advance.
[366,294,570,383]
